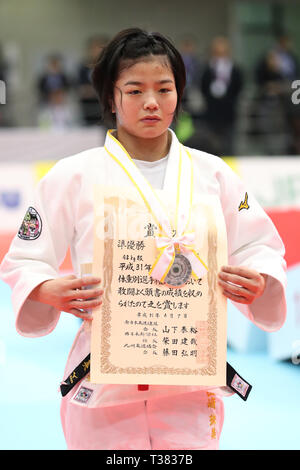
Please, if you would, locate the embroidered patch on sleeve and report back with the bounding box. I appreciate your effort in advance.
[18,206,42,240]
[238,192,250,211]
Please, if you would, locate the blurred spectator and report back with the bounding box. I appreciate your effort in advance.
[254,34,300,155]
[179,35,204,119]
[200,36,243,156]
[272,34,299,81]
[0,42,8,126]
[37,88,79,130]
[253,50,287,154]
[255,34,298,94]
[37,54,70,105]
[36,54,79,130]
[77,35,109,126]
[255,50,284,94]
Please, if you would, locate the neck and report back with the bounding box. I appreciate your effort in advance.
[115,128,171,162]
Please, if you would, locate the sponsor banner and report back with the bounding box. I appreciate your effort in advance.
[0,161,56,233]
[224,157,300,209]
[223,157,300,269]
[0,164,35,232]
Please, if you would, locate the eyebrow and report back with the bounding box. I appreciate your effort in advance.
[123,79,174,86]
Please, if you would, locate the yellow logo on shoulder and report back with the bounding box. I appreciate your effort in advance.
[238,192,250,211]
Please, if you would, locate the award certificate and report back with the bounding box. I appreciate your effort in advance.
[91,184,227,387]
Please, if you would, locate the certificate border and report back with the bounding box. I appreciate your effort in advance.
[100,199,217,377]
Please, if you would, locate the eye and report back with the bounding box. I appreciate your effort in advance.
[127,90,141,95]
[159,88,172,93]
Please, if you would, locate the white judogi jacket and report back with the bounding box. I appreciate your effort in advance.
[0,129,287,407]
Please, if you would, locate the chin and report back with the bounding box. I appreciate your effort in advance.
[119,123,170,140]
[139,126,169,139]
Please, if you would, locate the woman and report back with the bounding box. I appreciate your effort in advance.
[0,28,286,450]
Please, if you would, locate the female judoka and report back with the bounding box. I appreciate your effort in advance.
[0,28,286,450]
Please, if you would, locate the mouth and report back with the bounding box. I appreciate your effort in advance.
[141,116,161,123]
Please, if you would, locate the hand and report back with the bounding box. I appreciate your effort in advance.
[217,265,267,305]
[29,274,103,320]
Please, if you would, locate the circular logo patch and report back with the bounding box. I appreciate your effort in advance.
[18,206,42,240]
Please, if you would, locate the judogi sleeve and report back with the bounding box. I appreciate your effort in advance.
[216,158,287,332]
[0,158,79,337]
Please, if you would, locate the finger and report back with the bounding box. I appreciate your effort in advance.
[222,288,252,304]
[64,287,103,302]
[218,271,257,292]
[220,265,260,280]
[69,298,103,309]
[68,289,103,300]
[218,278,253,299]
[68,308,93,321]
[68,276,102,290]
[62,274,77,280]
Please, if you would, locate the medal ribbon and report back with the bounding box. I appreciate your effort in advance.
[104,130,208,283]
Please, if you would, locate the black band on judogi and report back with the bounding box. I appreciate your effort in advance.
[60,354,91,397]
[60,355,252,401]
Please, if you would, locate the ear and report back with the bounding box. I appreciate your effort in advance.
[110,98,116,114]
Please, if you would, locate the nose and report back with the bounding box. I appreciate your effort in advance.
[143,91,159,110]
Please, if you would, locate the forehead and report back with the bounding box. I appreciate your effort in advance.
[116,55,174,84]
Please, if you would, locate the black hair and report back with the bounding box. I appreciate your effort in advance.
[91,28,186,125]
